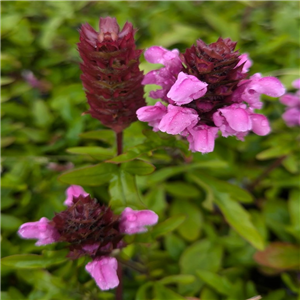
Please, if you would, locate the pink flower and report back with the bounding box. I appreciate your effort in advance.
[119,207,158,234]
[136,102,167,131]
[232,73,285,109]
[213,104,252,139]
[85,257,119,291]
[64,185,89,206]
[280,79,300,127]
[235,53,252,73]
[249,113,271,136]
[18,217,60,246]
[158,104,199,135]
[142,46,182,102]
[167,72,208,105]
[184,125,219,153]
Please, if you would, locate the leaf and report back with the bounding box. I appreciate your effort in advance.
[256,146,291,160]
[159,274,195,285]
[1,250,68,269]
[189,172,253,204]
[136,282,153,300]
[164,181,200,198]
[196,270,233,295]
[109,169,144,213]
[121,160,156,176]
[153,282,186,300]
[143,187,166,217]
[1,214,22,231]
[79,130,115,145]
[254,242,300,271]
[179,239,223,295]
[170,199,203,242]
[151,215,186,239]
[66,147,114,160]
[164,233,186,260]
[214,193,265,250]
[58,163,118,186]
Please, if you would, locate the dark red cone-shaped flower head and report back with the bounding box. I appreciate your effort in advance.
[78,17,145,133]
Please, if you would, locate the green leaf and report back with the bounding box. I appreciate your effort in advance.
[59,163,118,186]
[1,250,68,269]
[66,147,114,160]
[153,282,186,300]
[143,187,166,217]
[214,193,265,250]
[151,215,186,239]
[79,130,115,145]
[109,169,144,213]
[164,181,200,198]
[164,233,186,260]
[170,199,203,242]
[189,172,253,204]
[256,146,291,160]
[1,214,22,231]
[179,239,223,295]
[254,242,300,270]
[135,282,153,300]
[196,270,233,295]
[159,274,195,285]
[121,160,156,176]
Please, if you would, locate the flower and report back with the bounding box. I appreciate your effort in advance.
[119,207,159,234]
[78,17,145,133]
[279,79,300,127]
[137,38,285,153]
[18,185,158,290]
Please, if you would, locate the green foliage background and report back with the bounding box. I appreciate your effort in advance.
[1,1,300,300]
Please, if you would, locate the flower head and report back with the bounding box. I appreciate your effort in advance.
[18,185,158,290]
[138,38,285,153]
[78,17,146,133]
[279,79,300,127]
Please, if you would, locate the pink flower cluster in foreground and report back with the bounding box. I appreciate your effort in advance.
[18,185,158,291]
[137,39,286,153]
[279,79,300,127]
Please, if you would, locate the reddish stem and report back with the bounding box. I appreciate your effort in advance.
[116,131,123,156]
[116,262,123,300]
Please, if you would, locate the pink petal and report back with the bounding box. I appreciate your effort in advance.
[280,94,299,107]
[282,108,300,127]
[85,257,119,290]
[248,75,285,98]
[158,104,199,135]
[144,46,180,67]
[64,185,89,206]
[136,102,167,122]
[167,72,208,105]
[18,217,60,246]
[250,114,271,135]
[186,125,218,153]
[292,78,300,89]
[119,207,158,235]
[220,106,252,132]
[235,53,252,73]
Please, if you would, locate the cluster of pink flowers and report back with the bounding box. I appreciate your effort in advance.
[137,39,286,153]
[18,185,158,291]
[280,79,300,127]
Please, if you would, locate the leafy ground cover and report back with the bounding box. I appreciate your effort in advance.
[1,1,299,300]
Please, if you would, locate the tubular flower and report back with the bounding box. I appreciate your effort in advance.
[78,17,146,133]
[18,186,158,291]
[137,38,285,153]
[279,78,300,127]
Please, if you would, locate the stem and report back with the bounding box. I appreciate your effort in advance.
[116,263,123,300]
[248,155,287,191]
[115,131,123,300]
[116,131,123,156]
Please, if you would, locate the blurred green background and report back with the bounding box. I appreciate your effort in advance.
[1,1,300,300]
